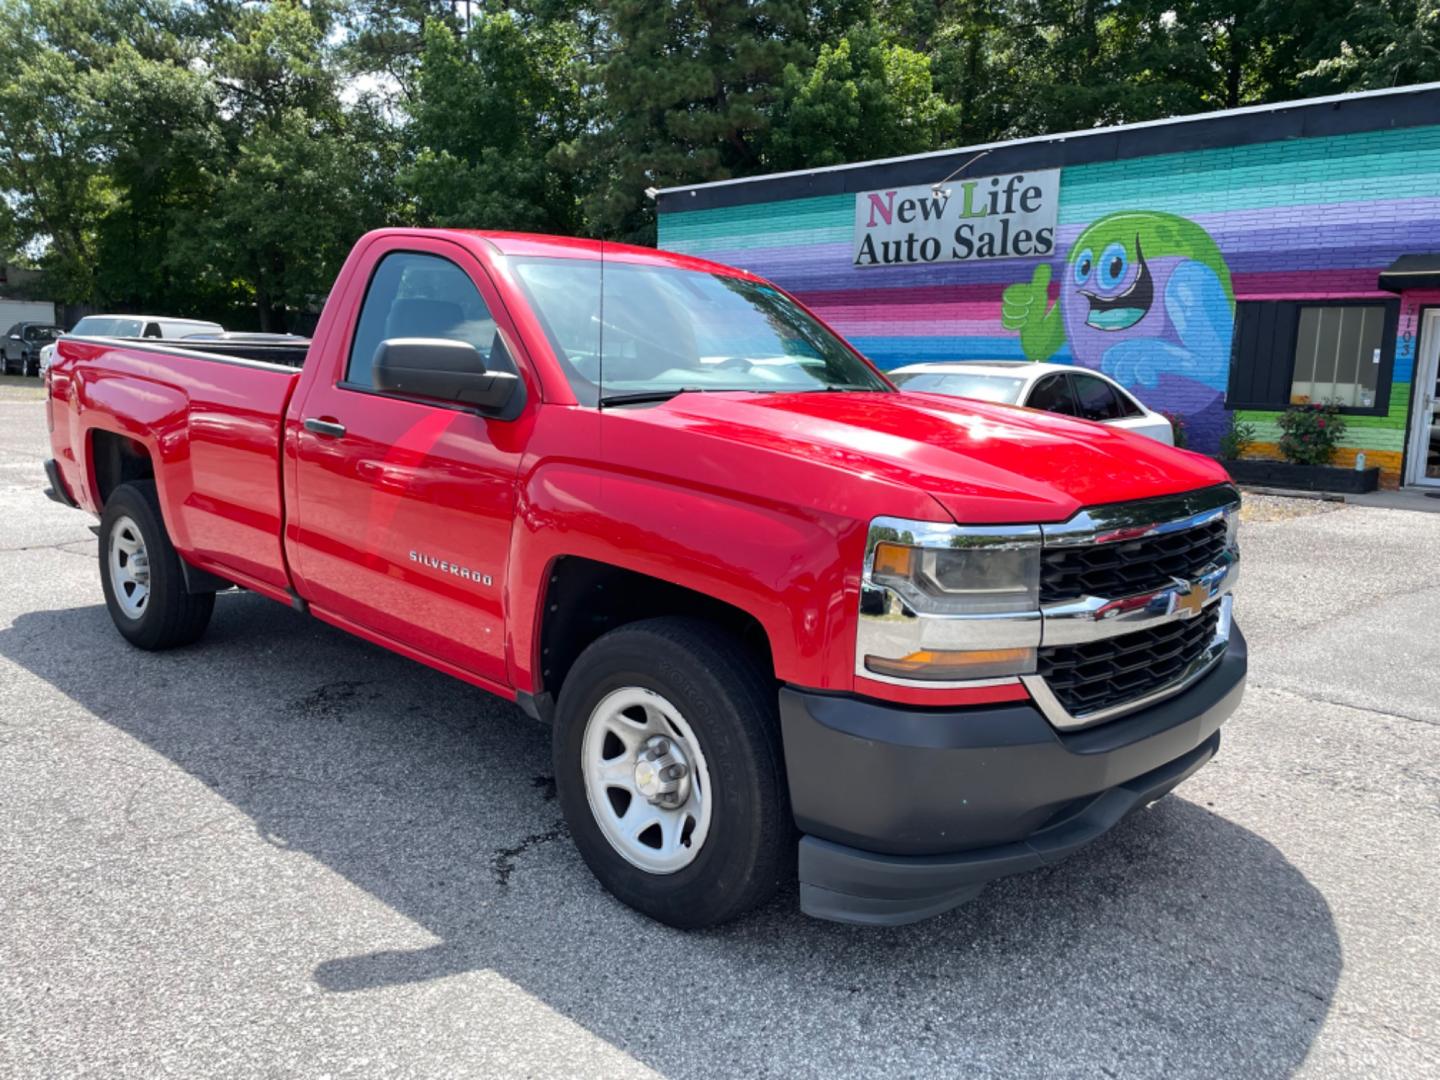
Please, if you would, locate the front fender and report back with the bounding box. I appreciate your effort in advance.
[506,458,867,695]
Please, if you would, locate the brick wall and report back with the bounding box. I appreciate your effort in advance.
[660,123,1440,485]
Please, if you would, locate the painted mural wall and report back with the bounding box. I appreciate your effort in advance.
[658,123,1440,481]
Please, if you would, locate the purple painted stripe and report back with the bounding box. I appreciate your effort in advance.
[1057,214,1440,257]
[708,240,1409,295]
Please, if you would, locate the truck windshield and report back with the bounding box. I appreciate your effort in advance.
[71,317,144,337]
[511,257,889,405]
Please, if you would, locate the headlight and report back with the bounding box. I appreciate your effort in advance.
[859,517,1042,684]
[870,540,1039,615]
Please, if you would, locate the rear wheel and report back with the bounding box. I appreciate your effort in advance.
[553,617,791,928]
[99,481,215,649]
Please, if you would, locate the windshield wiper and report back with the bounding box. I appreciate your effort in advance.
[599,387,707,407]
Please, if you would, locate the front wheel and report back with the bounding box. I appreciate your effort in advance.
[99,481,215,649]
[553,617,792,928]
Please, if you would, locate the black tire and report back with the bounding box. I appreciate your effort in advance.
[99,480,215,650]
[553,617,792,929]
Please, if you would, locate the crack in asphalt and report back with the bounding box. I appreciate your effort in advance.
[490,822,569,887]
[0,537,96,554]
[1250,682,1440,730]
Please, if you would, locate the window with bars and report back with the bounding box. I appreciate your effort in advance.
[1226,299,1398,416]
[1290,305,1385,409]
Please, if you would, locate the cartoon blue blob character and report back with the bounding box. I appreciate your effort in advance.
[1001,211,1235,451]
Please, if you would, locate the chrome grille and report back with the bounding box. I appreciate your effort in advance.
[1040,517,1228,603]
[1037,605,1221,717]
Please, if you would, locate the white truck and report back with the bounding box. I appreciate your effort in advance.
[38,314,224,375]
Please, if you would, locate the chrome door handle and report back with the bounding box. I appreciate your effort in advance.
[303,417,347,438]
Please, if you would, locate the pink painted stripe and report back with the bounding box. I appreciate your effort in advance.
[800,268,1393,313]
[794,283,1011,307]
[824,316,1007,337]
[810,299,1006,322]
[1231,268,1387,299]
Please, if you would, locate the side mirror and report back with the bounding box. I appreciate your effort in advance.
[372,338,520,414]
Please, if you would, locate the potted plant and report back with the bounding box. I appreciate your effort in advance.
[1218,403,1379,493]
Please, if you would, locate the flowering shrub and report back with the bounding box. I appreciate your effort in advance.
[1277,402,1347,466]
[1218,413,1257,461]
[1160,410,1188,449]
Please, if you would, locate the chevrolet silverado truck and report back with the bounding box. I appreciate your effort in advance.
[43,229,1245,928]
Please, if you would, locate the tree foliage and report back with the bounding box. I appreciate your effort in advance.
[402,11,583,233]
[1,0,1435,324]
[767,25,957,171]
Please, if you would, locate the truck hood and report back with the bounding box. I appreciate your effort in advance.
[628,390,1231,524]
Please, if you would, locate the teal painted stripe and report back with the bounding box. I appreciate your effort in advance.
[1060,173,1440,223]
[659,194,850,250]
[662,221,848,254]
[1059,127,1440,222]
[661,125,1440,250]
[1062,124,1440,189]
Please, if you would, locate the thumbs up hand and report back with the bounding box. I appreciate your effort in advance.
[1001,264,1064,361]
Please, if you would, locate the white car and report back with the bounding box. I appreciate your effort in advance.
[888,360,1176,445]
[39,314,225,375]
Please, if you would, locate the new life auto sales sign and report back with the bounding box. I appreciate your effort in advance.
[853,169,1061,267]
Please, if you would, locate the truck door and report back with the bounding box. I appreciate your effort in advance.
[289,240,532,688]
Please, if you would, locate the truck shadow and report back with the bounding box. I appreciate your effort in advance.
[0,593,1340,1079]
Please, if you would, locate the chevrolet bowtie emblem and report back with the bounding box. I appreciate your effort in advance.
[1170,579,1207,619]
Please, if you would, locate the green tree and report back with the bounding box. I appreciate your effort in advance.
[766,25,958,171]
[1299,0,1440,91]
[401,11,584,233]
[0,0,168,302]
[560,0,815,243]
[88,42,222,313]
[339,0,461,102]
[169,0,401,329]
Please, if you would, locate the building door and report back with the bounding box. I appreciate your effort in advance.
[1408,309,1440,487]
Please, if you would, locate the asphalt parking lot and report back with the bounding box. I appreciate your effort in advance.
[2,375,1437,1079]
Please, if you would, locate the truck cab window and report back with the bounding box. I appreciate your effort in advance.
[346,251,510,389]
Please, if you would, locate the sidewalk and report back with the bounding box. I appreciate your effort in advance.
[1344,487,1440,513]
[1238,484,1440,514]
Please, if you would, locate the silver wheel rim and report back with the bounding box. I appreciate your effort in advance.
[108,514,151,620]
[581,686,713,874]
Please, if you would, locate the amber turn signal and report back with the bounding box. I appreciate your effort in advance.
[864,646,1035,682]
[871,541,914,576]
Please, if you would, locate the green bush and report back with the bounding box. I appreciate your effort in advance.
[1218,413,1258,460]
[1160,411,1188,449]
[1277,402,1347,466]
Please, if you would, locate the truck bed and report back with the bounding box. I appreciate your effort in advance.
[105,336,310,369]
[48,335,306,599]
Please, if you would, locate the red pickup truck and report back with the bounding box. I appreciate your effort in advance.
[43,229,1244,927]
